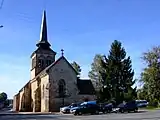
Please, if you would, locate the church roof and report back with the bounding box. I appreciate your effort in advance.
[33,55,78,80]
[30,10,56,58]
[19,81,30,92]
[77,79,96,95]
[46,56,78,75]
[30,47,56,58]
[36,10,51,48]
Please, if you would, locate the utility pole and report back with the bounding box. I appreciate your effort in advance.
[0,0,4,28]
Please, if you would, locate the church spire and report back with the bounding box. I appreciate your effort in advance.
[36,10,51,48]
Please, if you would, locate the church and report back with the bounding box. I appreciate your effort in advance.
[13,11,96,112]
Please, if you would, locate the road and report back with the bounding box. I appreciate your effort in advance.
[0,110,160,120]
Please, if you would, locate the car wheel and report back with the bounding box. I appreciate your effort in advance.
[95,110,99,114]
[134,108,138,112]
[66,109,70,113]
[107,109,111,113]
[74,111,79,116]
[120,109,124,113]
[103,111,106,114]
[78,112,82,115]
[74,112,77,116]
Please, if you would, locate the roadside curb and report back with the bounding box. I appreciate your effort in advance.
[0,112,61,116]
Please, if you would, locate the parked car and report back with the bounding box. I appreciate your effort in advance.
[60,103,80,114]
[101,103,113,113]
[117,100,138,113]
[71,103,100,115]
[70,101,97,114]
[136,100,148,108]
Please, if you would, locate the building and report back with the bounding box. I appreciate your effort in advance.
[13,10,96,112]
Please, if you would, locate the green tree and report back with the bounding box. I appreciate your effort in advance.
[89,40,136,103]
[137,85,149,100]
[101,40,136,104]
[0,92,7,103]
[71,61,81,76]
[139,46,160,106]
[88,54,104,91]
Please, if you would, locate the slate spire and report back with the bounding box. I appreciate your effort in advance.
[36,10,51,48]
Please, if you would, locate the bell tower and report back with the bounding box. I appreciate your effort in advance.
[30,10,56,80]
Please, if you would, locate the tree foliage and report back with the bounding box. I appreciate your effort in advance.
[71,61,81,76]
[0,92,7,103]
[89,40,136,104]
[88,54,104,90]
[138,46,160,106]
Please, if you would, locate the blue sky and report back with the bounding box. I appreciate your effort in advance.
[0,0,160,98]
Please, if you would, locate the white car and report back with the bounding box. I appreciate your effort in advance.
[136,100,148,107]
[60,103,79,114]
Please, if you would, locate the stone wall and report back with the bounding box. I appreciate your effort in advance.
[31,80,38,112]
[77,95,96,102]
[41,74,49,112]
[24,83,31,112]
[19,89,25,111]
[48,57,79,111]
[13,93,20,112]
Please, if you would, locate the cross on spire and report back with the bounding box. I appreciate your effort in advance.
[61,49,64,56]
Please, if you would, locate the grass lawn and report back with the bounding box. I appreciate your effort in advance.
[145,106,158,110]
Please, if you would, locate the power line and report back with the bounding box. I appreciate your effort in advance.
[0,0,4,28]
[0,0,4,10]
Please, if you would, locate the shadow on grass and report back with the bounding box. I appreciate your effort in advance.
[145,106,157,110]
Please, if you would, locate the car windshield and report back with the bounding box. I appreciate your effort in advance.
[79,105,86,108]
[69,104,77,108]
[136,100,147,104]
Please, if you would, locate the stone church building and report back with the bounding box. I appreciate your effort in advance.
[13,11,96,112]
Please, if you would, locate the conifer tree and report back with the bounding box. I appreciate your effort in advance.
[101,40,136,103]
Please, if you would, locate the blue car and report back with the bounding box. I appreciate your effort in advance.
[70,101,98,115]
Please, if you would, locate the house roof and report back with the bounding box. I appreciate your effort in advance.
[77,79,96,95]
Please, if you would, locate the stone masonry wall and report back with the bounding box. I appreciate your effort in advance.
[48,57,79,112]
[31,80,38,112]
[24,83,31,112]
[13,93,20,112]
[41,74,49,112]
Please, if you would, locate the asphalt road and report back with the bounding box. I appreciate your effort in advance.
[0,110,160,120]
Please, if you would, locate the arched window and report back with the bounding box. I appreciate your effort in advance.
[38,55,45,68]
[58,79,66,97]
[46,56,53,66]
[38,59,44,68]
[46,60,52,66]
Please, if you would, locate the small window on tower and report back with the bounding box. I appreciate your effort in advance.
[38,59,44,68]
[49,60,52,65]
[46,60,52,66]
